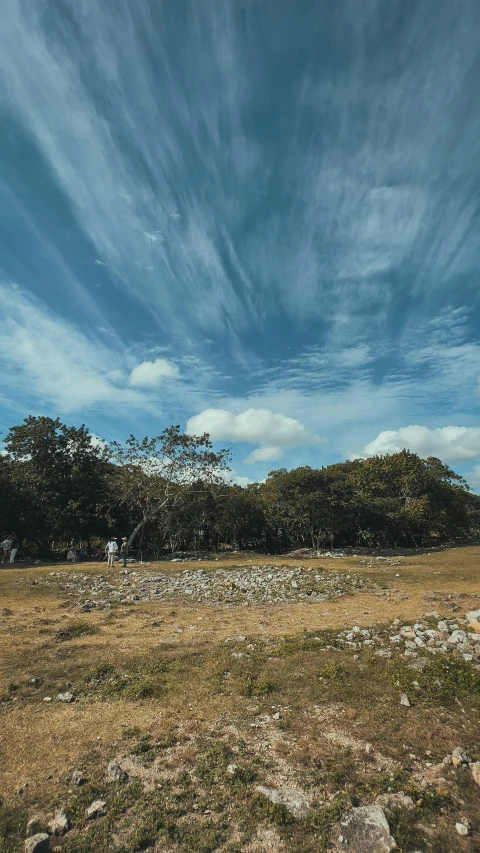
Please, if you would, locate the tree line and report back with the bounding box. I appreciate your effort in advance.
[1,416,479,558]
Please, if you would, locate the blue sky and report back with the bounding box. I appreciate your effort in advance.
[1,0,480,487]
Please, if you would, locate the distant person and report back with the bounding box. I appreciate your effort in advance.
[67,548,76,563]
[105,537,118,567]
[1,536,12,563]
[120,537,129,568]
[9,535,19,564]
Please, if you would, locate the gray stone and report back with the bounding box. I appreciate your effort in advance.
[455,821,470,836]
[24,835,49,853]
[465,609,480,623]
[376,792,415,810]
[332,805,396,852]
[56,692,75,703]
[107,759,128,782]
[48,810,69,836]
[400,693,411,707]
[85,799,107,820]
[26,814,50,836]
[447,630,467,645]
[470,761,480,785]
[71,770,87,786]
[452,746,472,766]
[255,785,310,818]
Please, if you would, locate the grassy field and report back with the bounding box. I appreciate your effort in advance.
[1,547,480,852]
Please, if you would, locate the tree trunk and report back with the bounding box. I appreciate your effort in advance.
[127,516,147,550]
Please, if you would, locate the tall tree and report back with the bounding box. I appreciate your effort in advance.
[5,416,110,554]
[108,426,230,549]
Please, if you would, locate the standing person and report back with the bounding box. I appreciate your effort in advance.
[105,537,118,567]
[1,535,12,563]
[9,535,19,564]
[120,537,128,568]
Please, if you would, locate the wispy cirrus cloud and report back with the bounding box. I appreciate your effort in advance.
[1,0,480,489]
[0,283,145,412]
[2,0,477,351]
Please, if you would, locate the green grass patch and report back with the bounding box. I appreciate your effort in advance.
[389,656,480,705]
[81,659,172,701]
[0,802,28,853]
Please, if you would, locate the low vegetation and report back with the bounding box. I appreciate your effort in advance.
[1,547,480,851]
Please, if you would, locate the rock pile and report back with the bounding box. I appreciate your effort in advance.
[333,611,480,664]
[25,565,373,609]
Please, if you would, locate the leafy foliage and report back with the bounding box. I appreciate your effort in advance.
[1,416,479,558]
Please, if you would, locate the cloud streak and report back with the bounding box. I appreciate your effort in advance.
[2,0,479,349]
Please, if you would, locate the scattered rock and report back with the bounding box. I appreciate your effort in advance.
[365,743,374,755]
[26,814,50,836]
[451,747,472,767]
[24,835,49,853]
[107,759,128,782]
[226,763,237,776]
[400,693,411,707]
[48,811,69,836]
[470,762,480,785]
[332,805,396,852]
[455,821,470,836]
[71,770,87,786]
[465,609,480,623]
[56,692,75,703]
[255,785,310,819]
[376,792,415,811]
[85,800,107,820]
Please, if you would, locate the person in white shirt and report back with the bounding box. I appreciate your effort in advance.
[105,538,119,567]
[2,537,12,563]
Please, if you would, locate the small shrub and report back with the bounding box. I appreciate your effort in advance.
[83,660,168,701]
[237,672,275,697]
[318,662,346,682]
[55,620,99,641]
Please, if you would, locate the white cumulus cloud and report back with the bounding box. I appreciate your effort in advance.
[363,425,480,464]
[245,446,285,464]
[129,358,179,388]
[186,407,320,463]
